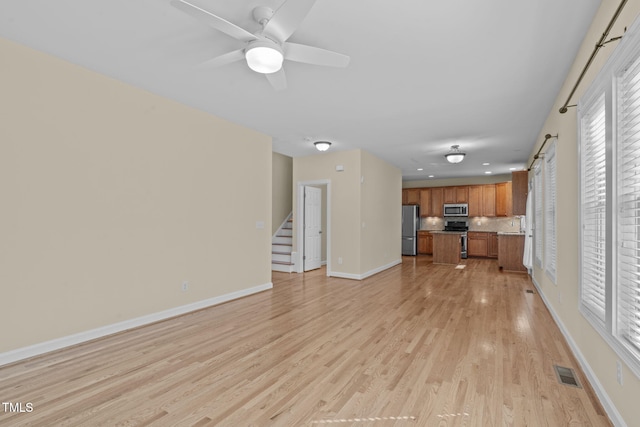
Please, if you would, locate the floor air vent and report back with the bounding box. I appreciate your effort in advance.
[554,365,581,388]
[526,289,535,294]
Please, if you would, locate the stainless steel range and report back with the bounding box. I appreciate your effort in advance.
[444,220,469,259]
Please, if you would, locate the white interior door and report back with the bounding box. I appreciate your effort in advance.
[304,186,322,271]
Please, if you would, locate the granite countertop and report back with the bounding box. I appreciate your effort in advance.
[497,231,525,235]
[429,230,466,234]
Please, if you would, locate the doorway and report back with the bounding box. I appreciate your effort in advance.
[296,180,331,275]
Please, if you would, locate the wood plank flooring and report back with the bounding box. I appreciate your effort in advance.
[0,257,611,426]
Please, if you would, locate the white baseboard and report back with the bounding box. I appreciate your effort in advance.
[330,259,402,281]
[531,277,626,427]
[0,282,273,368]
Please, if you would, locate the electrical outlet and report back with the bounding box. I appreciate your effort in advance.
[338,257,343,265]
[616,360,623,385]
[181,281,189,292]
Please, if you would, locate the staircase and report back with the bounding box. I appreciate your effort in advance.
[272,214,295,273]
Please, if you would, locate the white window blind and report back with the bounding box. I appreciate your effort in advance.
[616,53,640,354]
[544,140,557,282]
[534,165,543,267]
[580,94,607,324]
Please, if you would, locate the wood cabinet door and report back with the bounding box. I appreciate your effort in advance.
[495,182,512,217]
[419,189,431,217]
[467,232,488,257]
[426,234,433,254]
[456,186,469,203]
[406,188,420,205]
[511,171,528,216]
[467,186,482,217]
[443,187,456,204]
[417,234,428,254]
[482,184,496,217]
[431,188,444,217]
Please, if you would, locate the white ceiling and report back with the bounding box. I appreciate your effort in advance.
[0,0,601,180]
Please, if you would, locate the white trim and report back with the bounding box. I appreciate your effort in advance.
[0,282,273,367]
[330,259,402,281]
[296,180,332,276]
[531,277,626,427]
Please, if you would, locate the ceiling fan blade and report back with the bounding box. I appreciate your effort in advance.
[266,68,287,91]
[263,0,317,42]
[284,42,350,68]
[171,0,257,42]
[200,49,245,69]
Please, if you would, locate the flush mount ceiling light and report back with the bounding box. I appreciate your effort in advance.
[314,141,332,151]
[445,145,466,164]
[245,40,284,74]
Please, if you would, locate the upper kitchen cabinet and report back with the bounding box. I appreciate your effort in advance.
[495,182,513,217]
[403,188,420,205]
[468,185,496,217]
[431,187,444,217]
[419,189,432,217]
[443,186,469,204]
[511,171,528,216]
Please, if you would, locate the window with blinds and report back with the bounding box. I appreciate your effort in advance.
[616,53,640,355]
[534,165,543,268]
[576,16,640,376]
[580,93,607,325]
[544,140,557,282]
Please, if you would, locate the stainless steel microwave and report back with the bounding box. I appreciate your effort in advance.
[443,203,468,217]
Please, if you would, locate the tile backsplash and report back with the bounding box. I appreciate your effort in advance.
[420,216,524,233]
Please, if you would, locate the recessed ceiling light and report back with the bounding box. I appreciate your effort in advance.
[485,171,492,174]
[428,175,434,178]
[417,168,423,171]
[482,162,490,166]
[509,167,517,171]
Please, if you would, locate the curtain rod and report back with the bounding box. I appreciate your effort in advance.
[528,134,557,171]
[559,0,628,114]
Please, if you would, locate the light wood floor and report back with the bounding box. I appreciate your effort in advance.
[0,257,611,426]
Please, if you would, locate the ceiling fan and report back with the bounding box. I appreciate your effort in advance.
[171,0,350,90]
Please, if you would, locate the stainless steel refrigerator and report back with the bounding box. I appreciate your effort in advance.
[402,205,420,256]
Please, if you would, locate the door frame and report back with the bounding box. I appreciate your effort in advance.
[296,180,331,276]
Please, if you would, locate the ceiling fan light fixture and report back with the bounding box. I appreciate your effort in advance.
[445,145,466,164]
[314,141,331,151]
[245,43,284,74]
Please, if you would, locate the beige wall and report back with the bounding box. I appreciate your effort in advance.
[528,1,640,426]
[293,150,362,275]
[360,150,402,273]
[272,152,293,233]
[293,149,401,278]
[0,38,272,353]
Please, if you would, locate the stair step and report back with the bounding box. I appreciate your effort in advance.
[272,251,291,255]
[272,260,294,265]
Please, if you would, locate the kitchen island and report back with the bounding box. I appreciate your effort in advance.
[430,231,464,265]
[497,232,527,272]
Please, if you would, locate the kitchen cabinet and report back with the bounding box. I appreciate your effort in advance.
[432,232,462,264]
[488,232,498,258]
[419,189,432,217]
[467,232,489,257]
[443,186,469,203]
[417,231,433,254]
[403,188,420,205]
[495,182,513,217]
[468,185,496,217]
[511,171,528,216]
[498,234,527,272]
[431,187,444,217]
